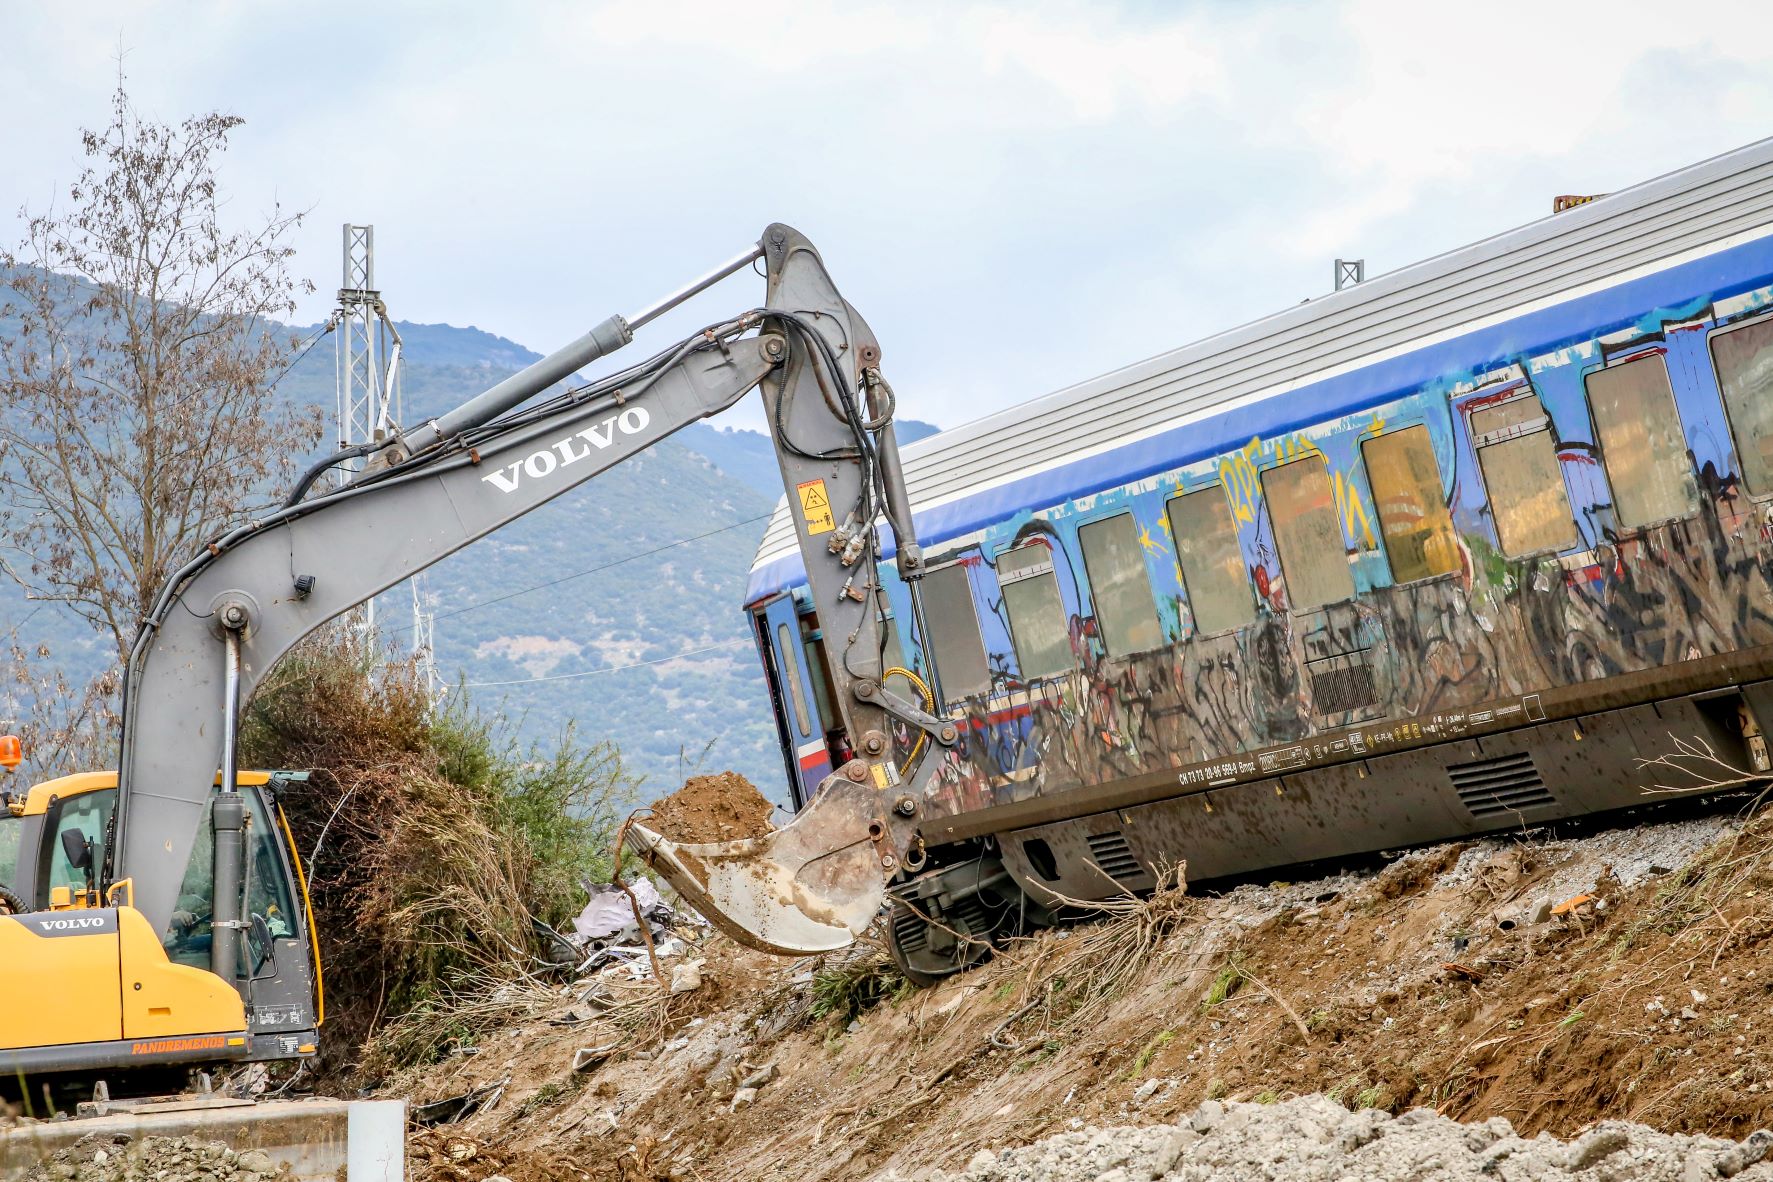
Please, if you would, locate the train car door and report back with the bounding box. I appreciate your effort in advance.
[757,592,834,810]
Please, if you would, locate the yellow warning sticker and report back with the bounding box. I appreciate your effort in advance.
[797,479,835,535]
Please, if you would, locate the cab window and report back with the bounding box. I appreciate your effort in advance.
[38,789,116,903]
[165,788,298,972]
[0,813,23,899]
[777,622,812,738]
[244,790,297,943]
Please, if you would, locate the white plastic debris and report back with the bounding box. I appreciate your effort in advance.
[574,878,671,943]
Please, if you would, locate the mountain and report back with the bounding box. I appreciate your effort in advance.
[2,309,943,805]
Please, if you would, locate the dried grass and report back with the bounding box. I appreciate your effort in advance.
[989,863,1195,1048]
[363,968,673,1086]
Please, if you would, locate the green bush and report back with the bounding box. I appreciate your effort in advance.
[239,628,636,1076]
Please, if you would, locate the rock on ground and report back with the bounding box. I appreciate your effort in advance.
[19,1131,291,1181]
[895,1096,1773,1182]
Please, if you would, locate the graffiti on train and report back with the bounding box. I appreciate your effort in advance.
[877,280,1773,822]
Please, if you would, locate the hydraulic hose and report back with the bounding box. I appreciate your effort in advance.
[284,443,374,508]
[883,666,937,771]
[0,883,28,914]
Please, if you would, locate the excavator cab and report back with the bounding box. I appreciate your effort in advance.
[0,749,321,1083]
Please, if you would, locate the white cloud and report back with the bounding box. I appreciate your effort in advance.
[3,0,1773,438]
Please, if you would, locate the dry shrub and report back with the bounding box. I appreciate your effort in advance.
[364,968,672,1087]
[238,627,635,1075]
[990,865,1196,1047]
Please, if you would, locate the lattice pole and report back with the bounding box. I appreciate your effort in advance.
[334,224,430,685]
[335,225,381,640]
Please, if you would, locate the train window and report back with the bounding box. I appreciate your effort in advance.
[1262,455,1355,611]
[998,543,1072,679]
[920,561,991,699]
[1709,316,1773,496]
[1470,393,1577,557]
[799,614,839,732]
[1165,487,1254,634]
[1078,514,1162,657]
[1362,425,1459,583]
[777,622,812,738]
[1586,354,1698,527]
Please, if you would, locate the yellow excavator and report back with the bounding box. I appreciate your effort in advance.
[0,225,947,1092]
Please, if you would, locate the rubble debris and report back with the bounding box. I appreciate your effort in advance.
[1440,961,1484,982]
[572,877,673,946]
[1550,891,1595,916]
[739,1063,778,1090]
[412,1080,507,1126]
[903,1097,1773,1182]
[20,1132,292,1181]
[380,806,1773,1182]
[572,1043,620,1072]
[646,771,775,844]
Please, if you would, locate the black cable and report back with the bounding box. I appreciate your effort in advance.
[0,884,27,915]
[263,320,336,393]
[283,443,374,508]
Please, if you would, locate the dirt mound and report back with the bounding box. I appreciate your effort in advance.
[905,1097,1773,1181]
[647,771,774,844]
[20,1132,293,1181]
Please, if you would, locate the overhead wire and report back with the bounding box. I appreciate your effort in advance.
[264,317,338,393]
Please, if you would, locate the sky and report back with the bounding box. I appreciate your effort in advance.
[5,1,1773,436]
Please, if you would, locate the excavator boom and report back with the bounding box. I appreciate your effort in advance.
[107,224,937,961]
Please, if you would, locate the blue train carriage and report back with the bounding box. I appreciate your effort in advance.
[744,137,1773,982]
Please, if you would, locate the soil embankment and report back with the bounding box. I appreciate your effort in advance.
[389,801,1773,1181]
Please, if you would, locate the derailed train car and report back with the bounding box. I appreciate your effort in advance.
[744,138,1773,980]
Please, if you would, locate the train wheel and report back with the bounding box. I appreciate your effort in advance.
[886,897,996,987]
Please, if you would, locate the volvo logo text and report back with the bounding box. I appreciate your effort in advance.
[481,407,651,493]
[38,917,106,931]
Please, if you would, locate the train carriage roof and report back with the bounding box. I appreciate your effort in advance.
[747,135,1773,604]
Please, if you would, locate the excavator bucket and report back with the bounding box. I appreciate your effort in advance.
[624,773,894,956]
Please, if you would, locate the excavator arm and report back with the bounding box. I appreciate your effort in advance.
[110,224,940,965]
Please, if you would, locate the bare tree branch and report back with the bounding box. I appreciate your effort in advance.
[0,80,322,675]
[1634,731,1768,795]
